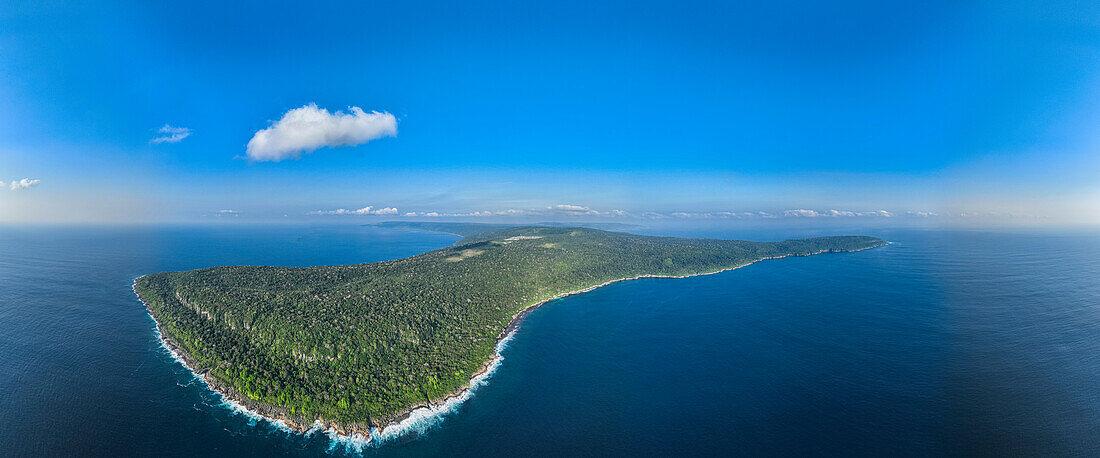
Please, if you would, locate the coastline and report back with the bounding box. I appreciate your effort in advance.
[133,242,886,445]
[135,278,522,445]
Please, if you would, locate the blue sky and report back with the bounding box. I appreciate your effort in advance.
[1,1,1098,224]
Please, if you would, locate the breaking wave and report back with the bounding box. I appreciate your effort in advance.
[327,328,519,452]
[142,274,519,451]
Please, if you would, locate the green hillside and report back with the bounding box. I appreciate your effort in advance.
[134,226,885,428]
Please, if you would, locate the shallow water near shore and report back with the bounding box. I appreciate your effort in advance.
[3,224,1100,455]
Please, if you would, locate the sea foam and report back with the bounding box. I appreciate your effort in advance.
[144,275,519,449]
[327,328,519,452]
[147,312,313,436]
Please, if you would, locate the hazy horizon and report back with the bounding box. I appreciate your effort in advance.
[3,1,1099,226]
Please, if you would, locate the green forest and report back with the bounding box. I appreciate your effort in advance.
[134,226,885,426]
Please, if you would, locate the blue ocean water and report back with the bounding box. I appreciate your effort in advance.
[2,224,1099,456]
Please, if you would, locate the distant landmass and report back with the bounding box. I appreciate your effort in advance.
[370,221,644,238]
[133,225,885,439]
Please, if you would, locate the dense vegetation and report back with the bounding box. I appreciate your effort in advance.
[134,226,884,427]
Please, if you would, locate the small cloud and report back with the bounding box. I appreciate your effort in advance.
[784,209,895,218]
[216,209,239,217]
[784,209,821,217]
[8,178,40,191]
[546,204,628,217]
[548,204,598,215]
[150,125,191,144]
[398,206,632,218]
[907,211,937,217]
[309,205,398,216]
[246,104,397,162]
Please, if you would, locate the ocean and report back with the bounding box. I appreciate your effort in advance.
[2,224,1099,456]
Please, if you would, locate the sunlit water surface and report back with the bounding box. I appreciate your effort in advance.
[2,224,1099,456]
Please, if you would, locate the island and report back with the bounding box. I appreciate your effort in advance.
[133,225,886,439]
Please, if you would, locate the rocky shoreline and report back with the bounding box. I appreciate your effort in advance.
[133,241,887,443]
[135,280,518,443]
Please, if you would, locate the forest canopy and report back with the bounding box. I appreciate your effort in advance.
[134,225,885,426]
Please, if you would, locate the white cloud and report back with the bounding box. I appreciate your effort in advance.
[310,205,398,216]
[367,206,924,220]
[392,205,634,218]
[8,178,40,191]
[783,208,895,218]
[386,207,909,220]
[217,209,239,217]
[548,204,599,215]
[784,209,821,217]
[545,204,630,217]
[150,125,191,144]
[402,209,520,217]
[246,104,397,161]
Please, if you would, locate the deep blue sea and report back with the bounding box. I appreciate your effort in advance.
[2,224,1100,456]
